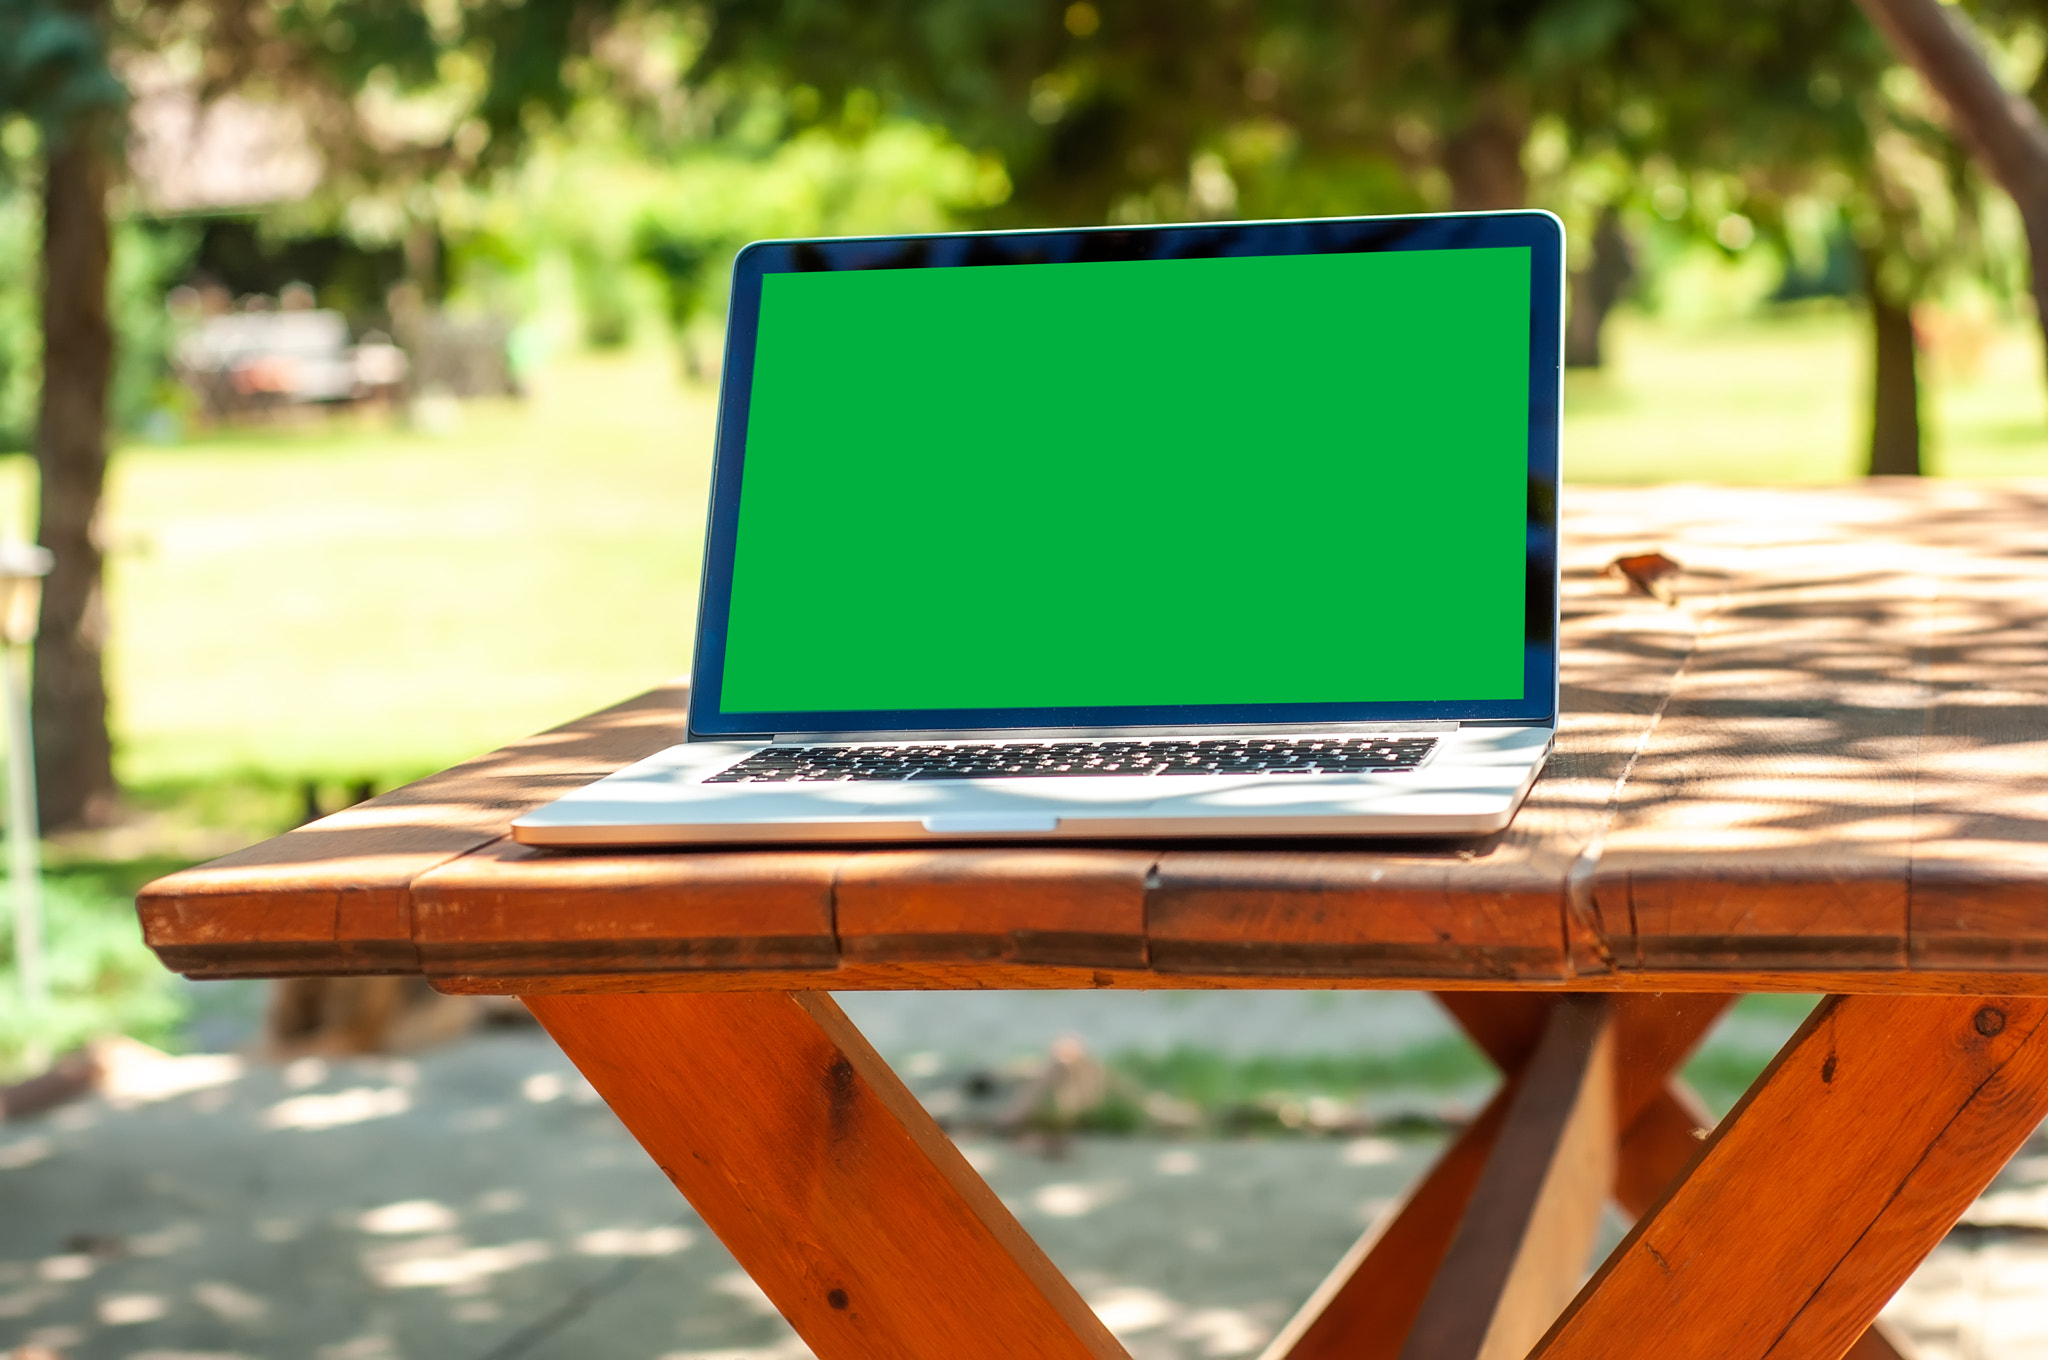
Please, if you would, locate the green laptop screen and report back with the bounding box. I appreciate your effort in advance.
[720,246,1531,715]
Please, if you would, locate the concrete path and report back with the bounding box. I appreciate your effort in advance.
[2,999,2044,1359]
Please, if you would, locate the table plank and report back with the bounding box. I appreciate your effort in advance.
[1583,490,1936,972]
[1150,523,1715,982]
[1586,485,2048,977]
[134,485,2048,989]
[834,848,1153,968]
[412,841,844,976]
[138,681,694,977]
[1907,489,2048,970]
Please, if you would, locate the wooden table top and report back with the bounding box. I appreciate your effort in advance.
[137,481,2048,996]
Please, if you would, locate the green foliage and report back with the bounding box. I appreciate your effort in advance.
[441,113,1005,360]
[0,128,34,453]
[690,0,1431,225]
[1558,0,1975,304]
[0,0,124,139]
[268,0,441,95]
[1115,1037,1492,1108]
[0,867,189,1078]
[109,218,198,438]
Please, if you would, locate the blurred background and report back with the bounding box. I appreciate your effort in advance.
[5,0,2048,1356]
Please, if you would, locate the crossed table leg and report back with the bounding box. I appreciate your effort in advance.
[525,990,2048,1360]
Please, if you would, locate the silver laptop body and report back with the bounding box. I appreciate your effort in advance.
[517,210,1564,848]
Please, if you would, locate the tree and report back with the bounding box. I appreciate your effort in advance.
[1855,0,2048,390]
[1,0,126,829]
[688,0,1483,229]
[1555,0,1980,474]
[5,0,642,829]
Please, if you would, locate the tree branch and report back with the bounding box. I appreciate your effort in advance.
[1855,0,2048,229]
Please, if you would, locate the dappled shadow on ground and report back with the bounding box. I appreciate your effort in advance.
[0,1030,1442,1360]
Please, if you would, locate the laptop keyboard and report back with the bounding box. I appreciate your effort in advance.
[704,735,1439,783]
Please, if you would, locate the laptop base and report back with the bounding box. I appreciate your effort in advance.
[512,725,1552,848]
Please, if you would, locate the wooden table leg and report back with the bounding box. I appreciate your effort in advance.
[1260,1079,1516,1360]
[1266,992,1730,1360]
[1601,1001,1917,1360]
[1399,997,1616,1360]
[1532,994,2048,1360]
[526,990,1126,1360]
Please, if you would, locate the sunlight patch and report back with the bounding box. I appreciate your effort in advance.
[1030,1180,1126,1218]
[1088,1285,1177,1334]
[362,1236,549,1291]
[358,1200,459,1235]
[0,1136,51,1170]
[1084,1285,1272,1356]
[263,1086,410,1131]
[660,1341,813,1360]
[194,1280,269,1324]
[1341,1136,1402,1166]
[99,1040,244,1106]
[98,1291,170,1324]
[574,1226,695,1257]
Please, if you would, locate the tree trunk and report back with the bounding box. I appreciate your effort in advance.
[1443,92,1528,212]
[1867,285,1923,476]
[1855,0,2048,390]
[33,129,117,830]
[1566,207,1637,370]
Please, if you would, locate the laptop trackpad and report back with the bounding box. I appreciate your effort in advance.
[921,812,1062,834]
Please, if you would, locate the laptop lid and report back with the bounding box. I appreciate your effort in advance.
[689,210,1563,740]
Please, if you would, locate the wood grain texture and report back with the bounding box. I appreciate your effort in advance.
[411,841,845,976]
[526,990,1127,1360]
[1605,992,1735,1127]
[1612,1081,1715,1219]
[1610,1077,1912,1360]
[1401,997,1616,1360]
[1582,492,1936,974]
[1533,993,2048,1360]
[1907,501,2048,973]
[1265,1082,1515,1360]
[1434,992,1558,1074]
[138,681,693,977]
[428,964,2048,996]
[1145,851,1574,981]
[834,849,1152,967]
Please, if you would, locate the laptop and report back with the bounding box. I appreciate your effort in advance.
[515,209,1563,847]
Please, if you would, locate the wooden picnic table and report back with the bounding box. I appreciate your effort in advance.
[138,480,2048,1360]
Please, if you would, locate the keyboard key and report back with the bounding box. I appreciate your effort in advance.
[702,735,1439,784]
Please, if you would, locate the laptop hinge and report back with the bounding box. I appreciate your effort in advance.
[769,720,1462,744]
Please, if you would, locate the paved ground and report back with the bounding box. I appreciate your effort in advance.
[3,994,2045,1359]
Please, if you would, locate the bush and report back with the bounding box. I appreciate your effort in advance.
[0,869,188,1079]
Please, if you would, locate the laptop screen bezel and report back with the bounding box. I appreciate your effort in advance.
[688,210,1564,739]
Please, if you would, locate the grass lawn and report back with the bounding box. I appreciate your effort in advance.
[19,351,717,838]
[1565,305,2048,481]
